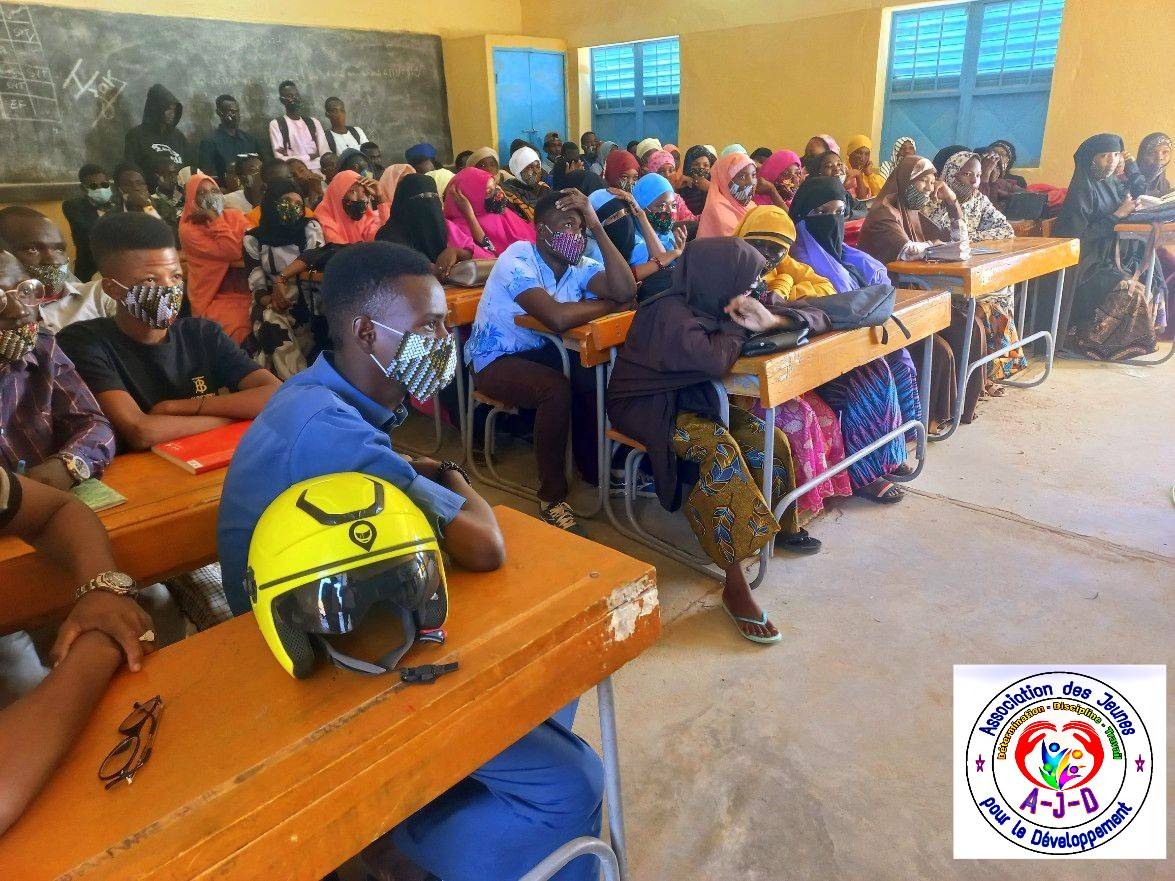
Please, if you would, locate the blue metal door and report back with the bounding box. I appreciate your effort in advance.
[493,48,566,160]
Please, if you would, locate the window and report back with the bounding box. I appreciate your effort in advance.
[881,0,1064,166]
[590,37,679,148]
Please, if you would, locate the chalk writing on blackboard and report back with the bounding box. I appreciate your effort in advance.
[63,58,127,127]
[0,4,62,125]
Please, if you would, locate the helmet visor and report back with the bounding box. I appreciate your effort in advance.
[273,550,441,635]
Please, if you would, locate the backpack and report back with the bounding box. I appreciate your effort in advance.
[276,115,325,157]
[796,283,911,344]
[324,125,360,155]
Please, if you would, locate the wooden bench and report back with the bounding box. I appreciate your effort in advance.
[0,507,659,881]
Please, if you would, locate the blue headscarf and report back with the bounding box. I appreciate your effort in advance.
[632,172,674,209]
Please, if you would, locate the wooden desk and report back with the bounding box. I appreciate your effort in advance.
[515,310,635,367]
[1010,218,1055,238]
[446,286,483,327]
[887,236,1078,297]
[0,453,225,634]
[1113,222,1175,365]
[0,507,659,881]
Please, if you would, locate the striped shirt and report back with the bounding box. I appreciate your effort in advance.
[0,330,116,476]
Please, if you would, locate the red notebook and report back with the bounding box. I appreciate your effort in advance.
[151,420,253,475]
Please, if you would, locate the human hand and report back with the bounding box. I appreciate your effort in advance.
[435,247,460,281]
[1114,195,1139,218]
[556,188,597,226]
[756,177,777,195]
[359,177,382,203]
[410,456,442,481]
[724,294,781,334]
[52,590,154,671]
[149,398,197,416]
[606,187,639,211]
[270,277,291,312]
[672,225,688,249]
[24,458,75,491]
[934,180,957,204]
[451,187,473,215]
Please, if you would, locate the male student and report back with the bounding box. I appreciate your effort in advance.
[405,142,437,173]
[322,96,369,155]
[123,84,189,190]
[541,131,563,173]
[244,158,296,226]
[221,155,263,214]
[269,80,329,172]
[360,141,385,178]
[198,93,263,184]
[580,131,601,175]
[0,207,116,334]
[61,163,120,282]
[216,241,603,881]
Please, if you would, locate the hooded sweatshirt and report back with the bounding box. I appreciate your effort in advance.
[124,84,190,189]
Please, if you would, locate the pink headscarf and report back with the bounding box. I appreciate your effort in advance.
[696,152,756,238]
[812,134,840,155]
[754,150,802,206]
[376,163,414,223]
[644,150,675,174]
[443,166,535,254]
[315,170,383,245]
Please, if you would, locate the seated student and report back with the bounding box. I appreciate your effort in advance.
[337,148,373,178]
[608,238,810,644]
[541,131,563,174]
[360,141,385,178]
[221,155,263,214]
[467,146,502,180]
[375,172,488,279]
[405,142,438,174]
[842,135,883,200]
[123,84,188,190]
[502,145,551,223]
[444,167,536,255]
[198,94,263,184]
[581,130,601,175]
[112,162,163,221]
[802,134,838,165]
[286,157,326,211]
[625,139,641,157]
[148,154,184,216]
[319,151,340,183]
[375,162,413,223]
[177,173,252,343]
[878,136,917,181]
[677,145,716,216]
[466,190,636,533]
[0,250,115,490]
[643,149,696,221]
[0,468,157,833]
[61,164,120,282]
[696,150,758,238]
[753,150,803,209]
[978,139,1029,210]
[749,146,773,168]
[628,172,683,274]
[244,158,296,226]
[0,207,116,334]
[321,96,368,156]
[603,146,640,193]
[554,142,584,180]
[269,80,328,172]
[244,181,326,379]
[314,169,384,246]
[451,149,473,172]
[633,137,662,170]
[1129,132,1175,303]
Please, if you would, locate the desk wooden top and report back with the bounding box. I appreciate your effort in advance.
[0,507,659,881]
[446,286,483,327]
[515,310,636,367]
[725,288,952,408]
[1115,221,1175,245]
[887,236,1079,296]
[0,453,225,634]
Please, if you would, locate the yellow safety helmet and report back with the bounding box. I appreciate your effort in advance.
[245,472,448,678]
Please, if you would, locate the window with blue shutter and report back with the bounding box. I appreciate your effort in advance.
[881,0,1065,167]
[590,37,679,148]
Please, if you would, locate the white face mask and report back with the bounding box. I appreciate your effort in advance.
[369,320,457,401]
[730,181,755,204]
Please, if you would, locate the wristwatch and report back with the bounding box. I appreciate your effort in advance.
[58,452,91,485]
[75,570,138,601]
[436,460,471,487]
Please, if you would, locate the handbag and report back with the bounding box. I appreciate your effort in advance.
[446,259,496,287]
[740,326,809,356]
[795,283,911,344]
[1071,227,1159,360]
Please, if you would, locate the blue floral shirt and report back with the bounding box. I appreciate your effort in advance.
[464,241,604,373]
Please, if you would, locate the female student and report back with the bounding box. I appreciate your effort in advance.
[677,145,716,217]
[444,167,536,255]
[844,135,885,198]
[878,136,917,181]
[178,172,251,344]
[643,150,696,222]
[243,180,325,379]
[629,173,683,271]
[753,150,804,208]
[315,169,385,245]
[604,148,640,192]
[608,238,808,645]
[376,173,487,278]
[375,163,413,223]
[502,145,550,223]
[803,135,839,163]
[696,151,758,238]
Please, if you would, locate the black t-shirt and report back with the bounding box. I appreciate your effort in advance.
[58,317,260,412]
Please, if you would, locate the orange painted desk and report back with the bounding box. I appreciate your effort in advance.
[1114,222,1174,365]
[515,311,636,368]
[0,453,224,634]
[0,506,659,881]
[889,237,1079,441]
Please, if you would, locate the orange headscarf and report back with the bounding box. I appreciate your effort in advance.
[315,170,383,245]
[177,171,251,342]
[696,151,755,238]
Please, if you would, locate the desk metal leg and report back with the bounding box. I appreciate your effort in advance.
[594,363,608,517]
[929,297,975,443]
[919,333,933,433]
[999,267,1064,389]
[598,676,629,881]
[518,837,621,881]
[1119,250,1175,365]
[748,405,776,591]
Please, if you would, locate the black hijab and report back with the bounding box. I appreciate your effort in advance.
[933,144,970,173]
[595,196,636,261]
[1136,132,1172,195]
[1055,133,1126,240]
[375,173,448,262]
[249,180,307,247]
[560,169,607,197]
[790,175,865,285]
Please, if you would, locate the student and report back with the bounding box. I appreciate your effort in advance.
[878,136,917,181]
[222,154,264,214]
[360,142,384,178]
[608,238,808,644]
[550,146,584,190]
[287,156,326,211]
[677,145,716,216]
[405,142,438,174]
[269,81,329,172]
[451,149,473,171]
[0,207,117,334]
[123,84,188,190]
[61,164,119,282]
[750,146,773,167]
[581,130,601,174]
[1131,132,1172,196]
[502,145,550,222]
[244,180,325,379]
[243,158,295,226]
[0,251,115,489]
[844,135,885,198]
[464,146,500,180]
[625,139,640,156]
[319,151,340,183]
[541,132,563,174]
[643,150,695,222]
[375,162,413,224]
[444,167,536,255]
[628,172,682,273]
[198,94,263,184]
[112,163,158,217]
[315,170,385,246]
[633,137,662,168]
[149,155,183,212]
[375,173,485,279]
[322,97,369,156]
[752,150,803,208]
[0,468,155,834]
[803,135,839,164]
[465,189,635,533]
[177,173,252,344]
[603,147,640,192]
[696,150,758,238]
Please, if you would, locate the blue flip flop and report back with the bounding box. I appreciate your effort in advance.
[722,602,782,645]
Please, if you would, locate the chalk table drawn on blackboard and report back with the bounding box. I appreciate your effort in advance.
[63,59,127,127]
[0,3,62,125]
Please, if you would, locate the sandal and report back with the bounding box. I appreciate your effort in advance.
[722,602,782,645]
[855,479,905,504]
[891,463,915,478]
[776,528,822,556]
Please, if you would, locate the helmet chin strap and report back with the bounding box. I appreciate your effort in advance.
[314,607,417,676]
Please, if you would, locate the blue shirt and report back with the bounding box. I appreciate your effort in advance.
[216,353,466,615]
[464,241,603,373]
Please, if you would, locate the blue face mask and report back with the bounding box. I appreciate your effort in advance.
[87,186,114,206]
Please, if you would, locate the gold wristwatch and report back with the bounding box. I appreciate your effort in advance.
[75,571,138,601]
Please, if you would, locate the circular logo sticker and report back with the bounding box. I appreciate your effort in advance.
[965,671,1153,855]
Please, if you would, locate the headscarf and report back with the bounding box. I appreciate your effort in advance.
[788,175,849,248]
[1136,132,1172,196]
[879,136,915,179]
[604,148,639,187]
[734,204,796,251]
[248,179,307,247]
[596,140,618,170]
[178,172,249,323]
[559,169,606,197]
[721,144,747,157]
[442,165,535,253]
[427,167,455,195]
[644,150,675,176]
[635,137,662,162]
[932,144,970,173]
[702,145,718,159]
[662,144,683,188]
[508,145,542,180]
[405,143,436,164]
[376,163,413,223]
[696,151,755,238]
[632,171,674,210]
[1055,133,1127,240]
[857,155,946,264]
[179,171,217,225]
[987,139,1018,173]
[315,169,382,245]
[588,188,636,261]
[787,175,880,291]
[844,135,872,160]
[468,146,499,172]
[809,134,840,156]
[758,150,801,188]
[926,151,1014,242]
[375,173,448,263]
[670,237,765,324]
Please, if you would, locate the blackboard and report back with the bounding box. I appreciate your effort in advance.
[0,3,451,196]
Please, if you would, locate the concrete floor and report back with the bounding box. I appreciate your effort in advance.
[396,355,1173,880]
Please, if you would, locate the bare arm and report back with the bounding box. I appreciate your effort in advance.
[412,462,505,572]
[151,370,280,422]
[98,389,232,450]
[516,287,616,333]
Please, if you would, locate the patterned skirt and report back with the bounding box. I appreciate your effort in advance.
[817,358,909,490]
[752,393,851,516]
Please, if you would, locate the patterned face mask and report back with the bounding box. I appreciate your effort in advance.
[541,226,587,264]
[344,198,369,220]
[111,279,184,329]
[29,262,66,294]
[484,189,507,214]
[730,181,755,204]
[197,192,225,216]
[369,321,457,401]
[647,205,674,234]
[904,185,931,209]
[276,200,302,224]
[0,321,36,362]
[950,179,977,202]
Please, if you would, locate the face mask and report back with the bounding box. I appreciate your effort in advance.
[730,181,755,204]
[29,262,66,293]
[521,168,540,187]
[950,179,976,202]
[484,190,507,214]
[690,167,710,181]
[0,321,36,362]
[1090,160,1114,181]
[276,201,302,224]
[343,199,368,221]
[282,97,302,113]
[113,280,184,329]
[87,186,114,206]
[619,178,635,193]
[835,172,847,185]
[369,321,456,401]
[805,213,845,256]
[197,192,224,216]
[542,226,587,264]
[648,206,674,234]
[904,185,930,209]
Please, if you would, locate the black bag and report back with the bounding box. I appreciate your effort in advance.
[740,308,810,356]
[1004,191,1048,221]
[795,283,912,344]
